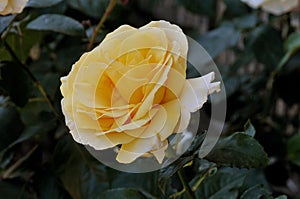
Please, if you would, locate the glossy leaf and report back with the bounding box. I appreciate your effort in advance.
[198,25,240,59]
[192,168,248,199]
[0,62,33,107]
[287,134,300,167]
[66,0,108,19]
[206,133,269,168]
[53,136,109,199]
[0,105,23,152]
[177,0,216,18]
[244,120,256,137]
[246,25,283,69]
[26,0,63,8]
[279,33,300,68]
[27,14,85,36]
[99,188,152,199]
[0,15,15,34]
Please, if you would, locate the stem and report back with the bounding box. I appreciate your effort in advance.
[177,169,196,199]
[3,41,61,121]
[87,0,117,51]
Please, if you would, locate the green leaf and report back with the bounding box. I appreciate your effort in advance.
[287,133,300,166]
[0,62,33,107]
[67,0,109,19]
[27,14,85,36]
[108,170,158,193]
[99,188,151,199]
[177,0,216,18]
[53,136,109,199]
[206,133,269,168]
[278,33,300,68]
[0,105,23,152]
[223,0,250,18]
[192,168,248,199]
[0,181,30,199]
[232,14,257,30]
[26,0,63,8]
[0,15,15,34]
[240,185,272,199]
[35,168,72,199]
[246,25,283,69]
[3,28,41,62]
[198,25,240,59]
[244,120,255,137]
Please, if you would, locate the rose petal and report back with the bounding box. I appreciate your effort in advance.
[180,72,220,113]
[116,135,162,163]
[261,0,298,15]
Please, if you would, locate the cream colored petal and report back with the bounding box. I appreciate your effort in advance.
[162,67,186,102]
[141,20,188,59]
[158,100,181,140]
[0,0,8,11]
[118,28,168,61]
[261,0,298,15]
[116,135,162,163]
[180,72,220,113]
[112,64,154,103]
[241,0,266,8]
[174,106,191,133]
[60,52,89,98]
[9,0,28,13]
[124,105,166,138]
[151,140,168,163]
[96,108,158,135]
[133,56,173,120]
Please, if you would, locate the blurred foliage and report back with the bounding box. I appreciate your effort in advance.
[0,0,300,198]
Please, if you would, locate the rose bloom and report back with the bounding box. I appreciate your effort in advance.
[0,0,28,15]
[241,0,299,15]
[61,20,220,164]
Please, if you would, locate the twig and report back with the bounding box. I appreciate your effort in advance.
[177,169,196,199]
[87,0,117,51]
[2,41,61,121]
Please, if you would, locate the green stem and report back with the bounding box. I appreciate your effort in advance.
[87,0,117,51]
[177,169,196,199]
[3,41,61,121]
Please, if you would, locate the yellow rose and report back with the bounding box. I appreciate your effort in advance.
[0,0,28,15]
[60,20,220,164]
[241,0,299,15]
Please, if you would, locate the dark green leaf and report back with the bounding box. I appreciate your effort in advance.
[99,188,150,199]
[0,15,15,34]
[198,25,240,58]
[3,28,41,62]
[26,0,63,8]
[240,185,272,199]
[67,0,109,19]
[35,168,72,199]
[53,136,109,199]
[246,25,283,69]
[108,170,158,193]
[223,0,250,18]
[27,14,85,36]
[278,33,300,68]
[232,14,257,30]
[192,168,248,199]
[177,0,216,18]
[0,181,30,199]
[0,62,33,107]
[244,120,255,137]
[0,105,23,152]
[206,133,269,168]
[287,133,300,166]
